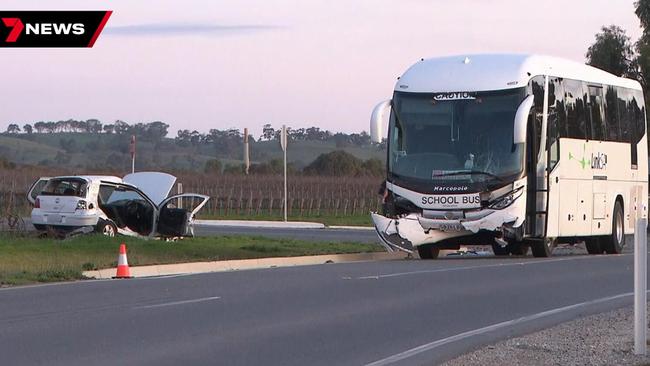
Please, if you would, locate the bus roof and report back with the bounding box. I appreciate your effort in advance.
[395,54,642,93]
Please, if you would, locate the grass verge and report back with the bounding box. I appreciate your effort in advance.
[0,233,381,286]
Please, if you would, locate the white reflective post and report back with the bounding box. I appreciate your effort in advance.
[635,217,647,355]
[280,125,288,222]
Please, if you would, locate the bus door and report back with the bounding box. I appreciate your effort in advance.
[587,85,608,236]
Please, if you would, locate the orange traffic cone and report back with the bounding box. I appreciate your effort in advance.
[114,243,132,279]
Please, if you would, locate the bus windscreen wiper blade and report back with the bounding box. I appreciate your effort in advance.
[432,170,504,182]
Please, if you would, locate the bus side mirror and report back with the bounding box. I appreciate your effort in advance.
[370,100,391,143]
[513,95,534,144]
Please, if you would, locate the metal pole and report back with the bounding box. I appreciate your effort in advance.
[635,217,647,355]
[283,135,287,222]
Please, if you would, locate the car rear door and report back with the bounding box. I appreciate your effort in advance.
[156,194,209,237]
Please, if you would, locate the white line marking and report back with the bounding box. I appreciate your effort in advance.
[365,291,639,366]
[134,296,221,309]
[355,253,630,280]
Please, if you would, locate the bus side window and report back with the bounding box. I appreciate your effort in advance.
[564,79,587,139]
[548,77,564,169]
[588,85,606,141]
[605,86,620,141]
[618,88,632,143]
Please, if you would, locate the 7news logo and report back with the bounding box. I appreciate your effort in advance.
[0,11,111,47]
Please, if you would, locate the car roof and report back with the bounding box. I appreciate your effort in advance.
[50,175,122,184]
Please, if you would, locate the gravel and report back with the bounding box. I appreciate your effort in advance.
[443,303,650,366]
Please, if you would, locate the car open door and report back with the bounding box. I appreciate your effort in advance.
[123,172,176,205]
[156,194,209,237]
[26,177,50,205]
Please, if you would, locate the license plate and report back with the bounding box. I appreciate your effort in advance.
[439,223,463,232]
[48,214,62,224]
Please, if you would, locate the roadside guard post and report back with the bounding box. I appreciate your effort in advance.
[634,213,647,355]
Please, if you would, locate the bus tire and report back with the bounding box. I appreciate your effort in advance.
[417,245,440,259]
[602,200,624,254]
[530,238,554,258]
[584,237,603,254]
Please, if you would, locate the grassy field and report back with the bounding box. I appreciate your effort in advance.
[198,213,373,226]
[0,234,381,286]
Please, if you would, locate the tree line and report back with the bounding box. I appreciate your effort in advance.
[586,0,650,106]
[5,119,374,148]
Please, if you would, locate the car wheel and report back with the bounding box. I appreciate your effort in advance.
[492,243,509,256]
[508,241,529,256]
[584,237,602,254]
[530,238,555,258]
[96,221,117,237]
[602,200,624,254]
[417,245,440,259]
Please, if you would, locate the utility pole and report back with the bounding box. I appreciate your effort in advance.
[129,135,136,174]
[244,128,250,175]
[280,125,288,222]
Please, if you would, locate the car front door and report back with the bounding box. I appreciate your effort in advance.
[155,194,209,237]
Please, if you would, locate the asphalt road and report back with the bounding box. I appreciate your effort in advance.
[0,242,645,366]
[194,224,379,243]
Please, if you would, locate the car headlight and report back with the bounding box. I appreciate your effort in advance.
[488,188,523,210]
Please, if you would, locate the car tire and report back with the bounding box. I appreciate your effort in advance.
[492,243,509,256]
[96,220,117,237]
[530,238,555,258]
[508,241,529,256]
[602,200,624,254]
[417,245,440,259]
[584,237,602,254]
[33,224,47,231]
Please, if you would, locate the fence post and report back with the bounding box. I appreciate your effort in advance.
[635,217,648,355]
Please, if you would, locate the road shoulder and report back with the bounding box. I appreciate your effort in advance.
[443,303,650,366]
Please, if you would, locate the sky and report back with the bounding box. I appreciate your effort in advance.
[0,0,644,138]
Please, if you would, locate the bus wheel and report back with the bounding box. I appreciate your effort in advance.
[491,243,509,256]
[530,238,555,258]
[417,245,440,259]
[602,201,624,254]
[584,238,603,254]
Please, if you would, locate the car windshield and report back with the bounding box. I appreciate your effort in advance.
[40,178,87,197]
[388,88,526,184]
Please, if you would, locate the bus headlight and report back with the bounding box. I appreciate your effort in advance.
[488,188,523,210]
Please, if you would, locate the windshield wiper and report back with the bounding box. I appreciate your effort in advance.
[432,170,505,182]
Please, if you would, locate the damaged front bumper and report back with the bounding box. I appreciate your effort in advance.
[371,198,525,253]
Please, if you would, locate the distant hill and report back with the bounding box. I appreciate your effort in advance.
[0,132,386,173]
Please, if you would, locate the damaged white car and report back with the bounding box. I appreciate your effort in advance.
[27,172,208,238]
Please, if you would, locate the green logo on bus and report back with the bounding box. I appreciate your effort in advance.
[568,144,589,170]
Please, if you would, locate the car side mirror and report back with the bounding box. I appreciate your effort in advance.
[370,100,391,143]
[513,94,534,145]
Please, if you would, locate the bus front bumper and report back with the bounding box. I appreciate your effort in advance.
[371,201,524,253]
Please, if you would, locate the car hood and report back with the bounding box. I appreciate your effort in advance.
[123,172,177,206]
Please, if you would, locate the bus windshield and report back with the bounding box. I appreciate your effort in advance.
[388,88,526,185]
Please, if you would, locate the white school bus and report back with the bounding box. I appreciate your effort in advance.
[370,54,648,258]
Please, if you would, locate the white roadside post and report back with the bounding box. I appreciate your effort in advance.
[280,125,288,222]
[130,135,136,174]
[634,198,647,355]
